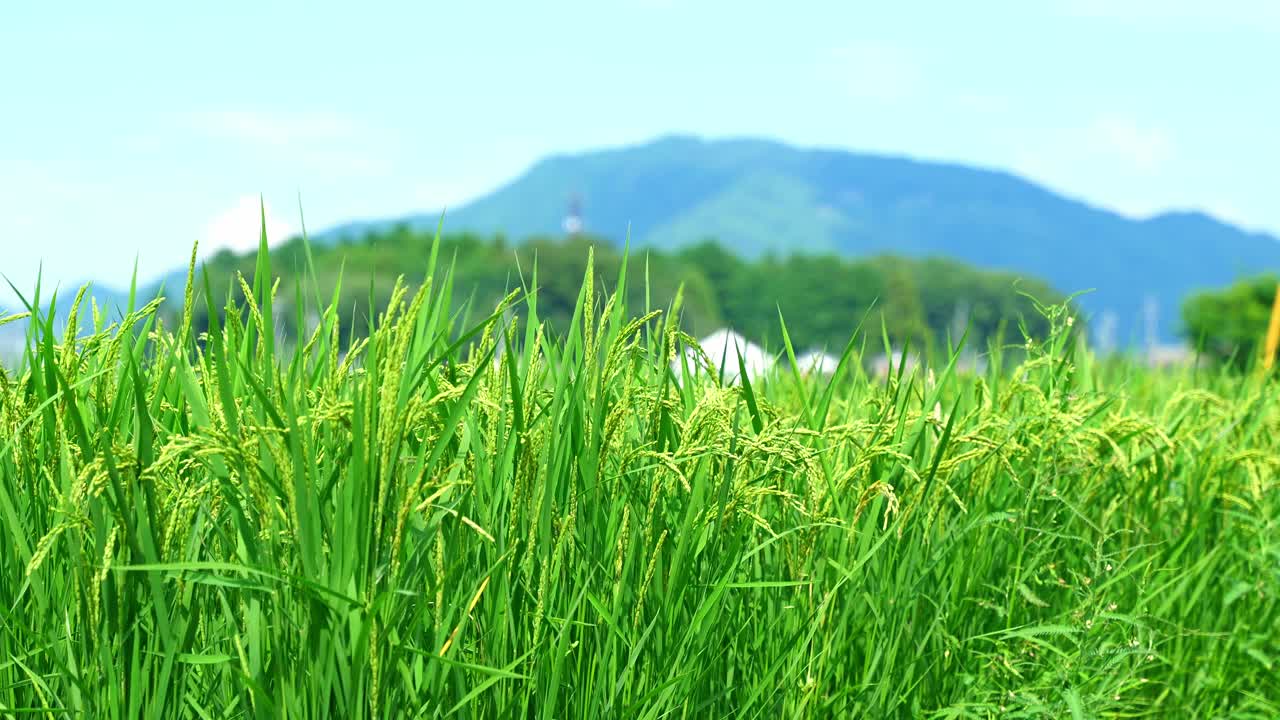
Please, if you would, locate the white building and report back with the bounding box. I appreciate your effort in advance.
[1145,343,1194,368]
[795,349,841,376]
[870,348,923,378]
[672,328,774,385]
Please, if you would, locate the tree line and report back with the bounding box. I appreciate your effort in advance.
[1183,273,1280,370]
[189,224,1067,358]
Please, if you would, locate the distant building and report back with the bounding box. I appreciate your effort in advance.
[672,328,774,385]
[868,348,987,377]
[562,194,584,236]
[795,349,841,376]
[1145,343,1194,368]
[1094,310,1119,355]
[1143,295,1160,351]
[870,348,923,378]
[955,352,989,375]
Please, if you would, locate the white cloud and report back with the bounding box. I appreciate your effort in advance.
[302,148,392,178]
[1087,115,1174,173]
[1060,0,1280,29]
[198,195,296,257]
[411,178,493,212]
[1008,114,1178,218]
[1196,199,1265,231]
[181,109,392,180]
[953,92,1010,114]
[1015,113,1174,180]
[186,109,361,145]
[825,42,924,104]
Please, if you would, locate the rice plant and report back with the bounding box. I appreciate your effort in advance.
[1,229,1277,718]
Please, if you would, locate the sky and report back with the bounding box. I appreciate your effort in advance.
[1,1,1277,303]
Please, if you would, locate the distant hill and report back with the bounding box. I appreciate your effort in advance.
[324,135,1280,345]
[0,284,138,363]
[3,226,1066,366]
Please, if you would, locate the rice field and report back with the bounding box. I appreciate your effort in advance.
[1,238,1278,718]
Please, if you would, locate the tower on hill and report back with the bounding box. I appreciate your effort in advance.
[562,194,584,236]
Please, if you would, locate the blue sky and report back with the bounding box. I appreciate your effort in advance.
[2,1,1277,302]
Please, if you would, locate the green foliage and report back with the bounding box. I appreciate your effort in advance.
[1183,273,1279,369]
[188,225,1061,357]
[352,135,1280,345]
[1,237,1277,717]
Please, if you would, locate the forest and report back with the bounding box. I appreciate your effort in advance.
[189,224,1065,356]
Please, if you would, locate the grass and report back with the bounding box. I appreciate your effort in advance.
[1,228,1278,718]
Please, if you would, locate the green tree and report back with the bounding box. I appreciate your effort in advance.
[180,227,1066,360]
[1183,274,1279,369]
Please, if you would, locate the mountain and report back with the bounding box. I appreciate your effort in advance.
[325,135,1280,346]
[0,285,139,364]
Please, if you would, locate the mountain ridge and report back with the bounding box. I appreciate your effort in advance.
[318,134,1277,345]
[6,135,1277,349]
